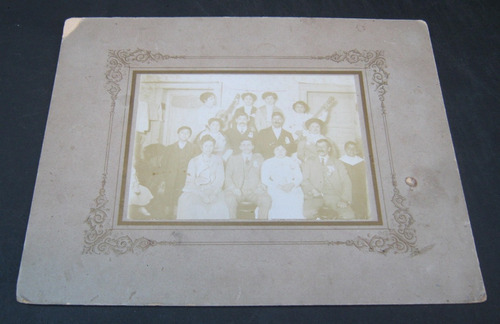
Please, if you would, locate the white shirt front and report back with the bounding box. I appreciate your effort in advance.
[243,105,253,116]
[241,153,252,163]
[237,125,248,134]
[339,155,364,166]
[272,127,282,139]
[265,105,276,122]
[178,141,187,149]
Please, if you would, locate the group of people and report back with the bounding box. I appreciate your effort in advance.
[129,91,368,221]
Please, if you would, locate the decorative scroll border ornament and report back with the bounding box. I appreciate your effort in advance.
[83,49,418,255]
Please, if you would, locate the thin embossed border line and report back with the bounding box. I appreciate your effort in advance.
[117,70,382,227]
[83,49,418,256]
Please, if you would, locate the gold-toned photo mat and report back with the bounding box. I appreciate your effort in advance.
[117,70,382,226]
[83,49,418,256]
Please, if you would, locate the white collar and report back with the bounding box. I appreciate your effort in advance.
[272,127,282,137]
[242,153,252,160]
[339,155,364,166]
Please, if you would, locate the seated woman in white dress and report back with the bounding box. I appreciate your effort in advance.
[261,144,304,220]
[177,135,230,220]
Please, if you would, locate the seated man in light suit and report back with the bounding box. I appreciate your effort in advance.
[224,138,271,219]
[301,139,355,220]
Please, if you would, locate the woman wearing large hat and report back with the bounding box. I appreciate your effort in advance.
[231,92,258,129]
[296,117,329,162]
[255,91,282,131]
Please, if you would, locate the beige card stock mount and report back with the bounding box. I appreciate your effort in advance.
[17,18,485,305]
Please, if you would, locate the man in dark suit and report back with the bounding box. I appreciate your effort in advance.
[225,111,257,154]
[134,143,168,218]
[301,139,355,220]
[224,138,271,219]
[163,126,200,219]
[255,111,296,159]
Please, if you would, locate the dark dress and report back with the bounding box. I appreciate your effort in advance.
[340,156,368,219]
[135,144,169,217]
[163,141,199,217]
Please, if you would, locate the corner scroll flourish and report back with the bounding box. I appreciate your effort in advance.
[84,49,418,255]
[313,50,417,255]
[83,173,176,254]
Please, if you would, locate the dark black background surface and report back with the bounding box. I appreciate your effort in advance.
[1,1,498,323]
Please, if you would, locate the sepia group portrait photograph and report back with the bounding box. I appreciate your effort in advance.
[121,72,379,224]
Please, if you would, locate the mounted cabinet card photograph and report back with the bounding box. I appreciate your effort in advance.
[17,18,486,305]
[123,72,377,224]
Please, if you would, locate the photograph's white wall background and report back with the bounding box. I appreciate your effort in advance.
[137,73,360,153]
